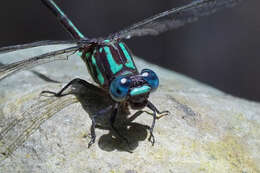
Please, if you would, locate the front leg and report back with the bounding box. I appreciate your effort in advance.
[40,77,113,147]
[147,101,170,119]
[40,78,93,97]
[146,101,169,145]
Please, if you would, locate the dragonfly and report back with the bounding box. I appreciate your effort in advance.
[0,0,243,147]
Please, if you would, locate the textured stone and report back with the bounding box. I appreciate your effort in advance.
[0,45,259,173]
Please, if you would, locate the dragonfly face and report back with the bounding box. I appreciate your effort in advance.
[109,69,159,109]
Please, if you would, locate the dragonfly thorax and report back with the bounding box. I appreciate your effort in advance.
[80,41,138,89]
[80,40,160,106]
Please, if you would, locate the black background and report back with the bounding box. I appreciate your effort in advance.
[0,0,259,101]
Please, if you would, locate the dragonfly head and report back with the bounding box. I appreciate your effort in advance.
[109,69,159,109]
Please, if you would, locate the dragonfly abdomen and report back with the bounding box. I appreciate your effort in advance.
[81,41,138,89]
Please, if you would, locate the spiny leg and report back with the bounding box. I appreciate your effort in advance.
[132,109,169,121]
[88,105,113,148]
[41,78,93,97]
[146,103,156,145]
[146,101,169,145]
[40,77,112,147]
[110,103,130,145]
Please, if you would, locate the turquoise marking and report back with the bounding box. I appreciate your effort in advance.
[130,85,151,96]
[77,51,91,60]
[104,46,123,74]
[77,51,82,57]
[68,20,85,39]
[50,0,65,16]
[119,42,135,69]
[85,51,95,80]
[86,52,91,59]
[104,40,110,43]
[91,54,104,85]
[50,0,84,39]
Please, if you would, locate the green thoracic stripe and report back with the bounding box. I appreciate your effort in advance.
[103,46,123,74]
[130,85,151,96]
[86,52,91,59]
[119,42,135,70]
[77,51,91,60]
[83,51,95,81]
[104,39,110,43]
[91,54,104,85]
[77,51,82,57]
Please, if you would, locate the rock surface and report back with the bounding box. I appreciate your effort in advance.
[0,45,259,173]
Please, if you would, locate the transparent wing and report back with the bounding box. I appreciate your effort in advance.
[0,46,81,80]
[109,0,243,40]
[0,96,78,161]
[0,40,79,54]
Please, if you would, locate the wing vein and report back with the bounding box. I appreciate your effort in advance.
[109,0,244,40]
[0,46,80,80]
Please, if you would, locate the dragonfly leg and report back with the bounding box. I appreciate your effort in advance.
[41,78,92,97]
[88,105,113,148]
[146,101,169,145]
[110,103,130,145]
[147,101,170,119]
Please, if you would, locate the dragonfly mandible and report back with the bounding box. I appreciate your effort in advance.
[0,0,243,147]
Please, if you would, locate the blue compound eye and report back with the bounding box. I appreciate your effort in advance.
[141,69,159,92]
[109,76,131,102]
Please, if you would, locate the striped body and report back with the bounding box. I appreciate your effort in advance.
[80,41,138,89]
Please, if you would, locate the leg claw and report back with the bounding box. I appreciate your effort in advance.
[40,90,60,97]
[148,129,155,146]
[88,136,96,148]
[156,110,170,119]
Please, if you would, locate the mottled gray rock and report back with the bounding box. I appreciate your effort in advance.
[0,45,259,173]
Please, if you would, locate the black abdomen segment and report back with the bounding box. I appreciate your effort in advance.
[41,0,86,40]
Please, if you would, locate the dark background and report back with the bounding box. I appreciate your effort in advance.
[0,0,259,101]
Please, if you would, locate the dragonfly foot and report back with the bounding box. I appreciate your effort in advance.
[148,129,155,146]
[156,110,170,119]
[88,135,96,148]
[143,110,170,119]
